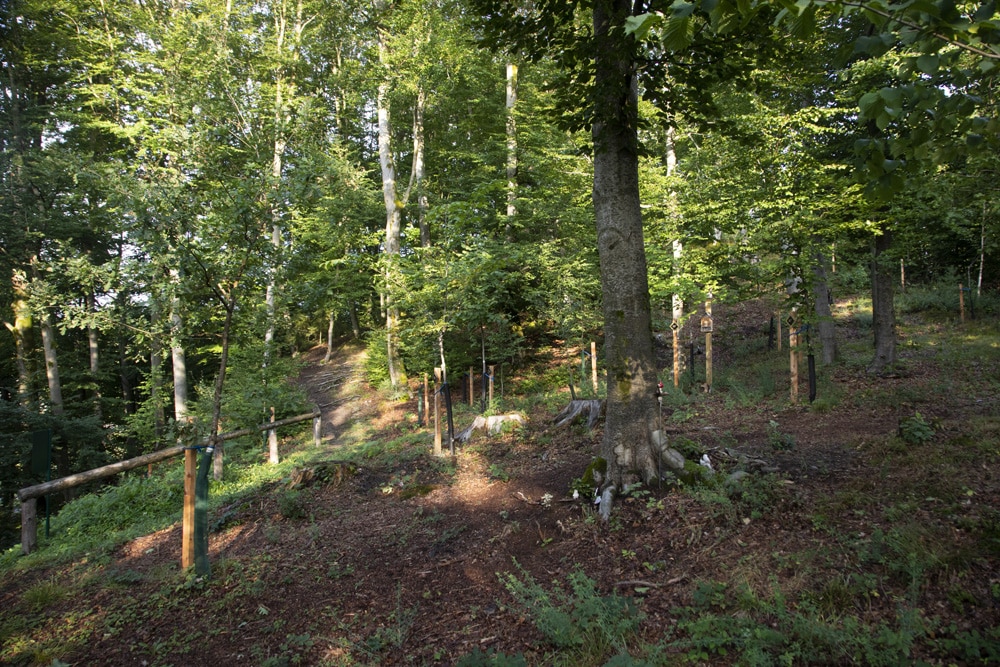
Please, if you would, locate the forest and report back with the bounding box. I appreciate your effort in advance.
[1,0,999,664]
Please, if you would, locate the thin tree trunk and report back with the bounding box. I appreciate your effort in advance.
[505,62,518,238]
[811,244,837,365]
[39,313,64,417]
[86,291,102,419]
[7,270,35,407]
[349,301,360,339]
[149,293,166,445]
[324,311,335,363]
[170,270,189,424]
[212,297,237,481]
[979,209,985,298]
[593,0,660,510]
[868,229,896,374]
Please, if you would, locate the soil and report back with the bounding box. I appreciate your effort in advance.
[2,299,999,666]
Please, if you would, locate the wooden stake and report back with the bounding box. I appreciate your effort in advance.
[433,368,442,456]
[423,373,429,429]
[313,415,322,447]
[20,498,37,555]
[672,325,680,388]
[704,293,713,392]
[590,341,598,392]
[789,310,799,404]
[182,448,196,569]
[488,365,495,405]
[776,311,782,352]
[468,367,474,406]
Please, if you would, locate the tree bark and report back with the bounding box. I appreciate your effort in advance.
[324,311,335,363]
[505,62,518,238]
[593,0,661,508]
[868,229,896,374]
[811,245,837,365]
[169,269,189,424]
[212,296,237,480]
[7,270,36,407]
[415,86,430,248]
[86,291,103,419]
[376,33,408,391]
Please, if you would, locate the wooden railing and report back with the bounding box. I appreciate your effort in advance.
[17,410,321,555]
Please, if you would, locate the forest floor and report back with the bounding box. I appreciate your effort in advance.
[2,298,1000,666]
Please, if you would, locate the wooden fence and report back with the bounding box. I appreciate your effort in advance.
[17,410,321,556]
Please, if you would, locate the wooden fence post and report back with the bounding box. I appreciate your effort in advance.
[434,368,443,456]
[21,498,37,555]
[182,448,196,569]
[488,365,495,406]
[788,310,799,405]
[468,367,474,406]
[591,341,598,393]
[704,293,713,392]
[960,284,965,323]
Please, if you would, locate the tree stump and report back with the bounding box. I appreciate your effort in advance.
[454,414,526,443]
[553,399,605,430]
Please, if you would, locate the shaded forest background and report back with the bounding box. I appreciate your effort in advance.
[1,0,999,534]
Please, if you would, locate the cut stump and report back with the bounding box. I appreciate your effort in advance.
[454,414,526,443]
[553,399,605,430]
[288,461,357,489]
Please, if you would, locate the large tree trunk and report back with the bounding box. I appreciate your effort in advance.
[868,229,896,374]
[811,244,837,365]
[376,35,408,391]
[593,0,661,512]
[415,87,430,249]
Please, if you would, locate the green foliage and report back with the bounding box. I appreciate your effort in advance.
[276,489,308,520]
[898,412,935,446]
[193,344,310,433]
[767,420,795,451]
[363,329,392,390]
[456,647,528,667]
[500,561,644,661]
[50,475,183,552]
[669,579,927,666]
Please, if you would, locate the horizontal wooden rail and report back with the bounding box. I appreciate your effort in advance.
[18,409,321,555]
